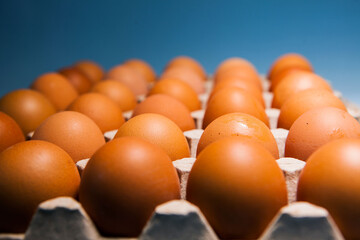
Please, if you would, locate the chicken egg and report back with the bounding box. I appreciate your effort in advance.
[79,137,180,237]
[285,107,360,161]
[0,89,56,134]
[115,113,190,161]
[0,140,80,232]
[67,93,125,133]
[132,94,195,131]
[187,136,287,239]
[32,111,105,162]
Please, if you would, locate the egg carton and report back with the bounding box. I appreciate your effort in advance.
[0,157,344,240]
[2,77,357,240]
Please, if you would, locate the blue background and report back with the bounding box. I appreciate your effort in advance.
[1,0,360,103]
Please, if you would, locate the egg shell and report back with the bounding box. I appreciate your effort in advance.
[0,112,25,152]
[297,138,360,239]
[67,93,125,133]
[74,60,105,84]
[215,67,263,91]
[211,76,265,107]
[278,89,347,129]
[285,107,360,161]
[125,59,156,83]
[91,80,137,111]
[58,67,92,94]
[115,113,190,161]
[215,57,257,78]
[0,140,80,233]
[148,78,201,111]
[161,66,205,94]
[0,89,56,134]
[187,136,287,239]
[272,71,332,109]
[269,68,307,92]
[165,56,206,80]
[203,87,269,128]
[31,72,79,111]
[197,112,279,158]
[132,94,195,131]
[32,111,105,162]
[79,137,180,236]
[268,53,313,81]
[107,65,148,96]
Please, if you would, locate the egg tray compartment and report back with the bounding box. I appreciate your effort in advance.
[1,77,357,240]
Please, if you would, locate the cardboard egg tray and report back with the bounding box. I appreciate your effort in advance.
[1,76,356,240]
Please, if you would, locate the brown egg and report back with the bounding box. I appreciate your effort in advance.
[58,67,92,94]
[197,113,279,158]
[31,72,79,111]
[67,93,125,133]
[187,137,287,239]
[91,80,137,111]
[268,53,313,81]
[210,83,265,108]
[215,57,257,78]
[297,139,360,239]
[74,60,105,84]
[215,67,263,91]
[285,107,360,161]
[272,71,332,109]
[107,64,148,96]
[203,88,269,129]
[161,66,205,94]
[124,59,156,83]
[32,111,105,162]
[115,113,190,161]
[278,89,347,130]
[0,89,56,134]
[148,78,201,111]
[269,68,304,92]
[132,94,195,131]
[79,137,180,237]
[0,140,80,233]
[0,112,25,152]
[165,56,206,80]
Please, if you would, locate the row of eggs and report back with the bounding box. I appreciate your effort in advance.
[0,54,359,239]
